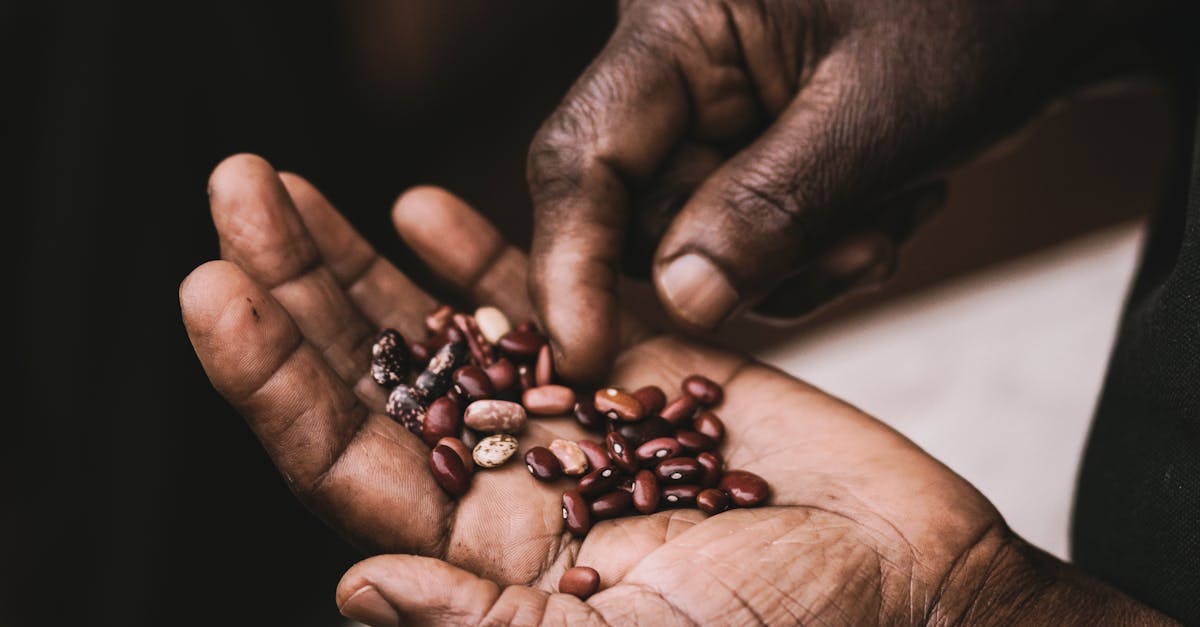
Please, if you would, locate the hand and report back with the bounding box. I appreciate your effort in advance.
[527,0,1150,382]
[182,155,1162,625]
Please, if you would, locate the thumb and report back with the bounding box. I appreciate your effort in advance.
[337,555,500,626]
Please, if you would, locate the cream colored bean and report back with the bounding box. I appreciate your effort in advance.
[473,306,512,344]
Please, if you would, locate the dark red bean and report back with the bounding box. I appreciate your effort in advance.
[410,341,431,367]
[660,395,698,427]
[430,444,471,496]
[617,476,635,493]
[631,385,667,417]
[562,489,591,537]
[517,364,536,391]
[452,365,495,403]
[696,451,723,488]
[719,470,770,507]
[515,320,538,333]
[696,488,730,515]
[577,440,609,474]
[605,432,637,473]
[453,312,496,366]
[661,484,701,508]
[422,396,463,447]
[615,416,675,448]
[386,384,426,436]
[522,385,576,416]
[573,398,606,432]
[635,437,683,465]
[577,466,619,497]
[558,566,600,600]
[370,328,412,387]
[655,457,703,484]
[590,490,633,519]
[682,374,723,406]
[535,344,554,386]
[524,446,562,481]
[692,410,725,443]
[484,358,518,393]
[675,430,716,455]
[594,388,644,422]
[632,470,660,514]
[437,437,474,475]
[424,304,454,335]
[497,330,545,361]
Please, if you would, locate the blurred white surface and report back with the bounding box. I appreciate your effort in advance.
[756,222,1143,559]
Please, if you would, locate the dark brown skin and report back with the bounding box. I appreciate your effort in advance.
[527,0,1158,383]
[182,155,1170,625]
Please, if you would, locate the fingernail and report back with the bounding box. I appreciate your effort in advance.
[658,253,739,328]
[339,585,400,627]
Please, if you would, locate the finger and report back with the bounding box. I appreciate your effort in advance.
[338,555,602,627]
[180,261,450,555]
[279,172,438,337]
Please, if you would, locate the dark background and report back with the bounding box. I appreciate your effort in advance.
[2,2,1172,626]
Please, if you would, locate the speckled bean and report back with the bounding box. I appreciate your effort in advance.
[549,438,589,476]
[464,400,527,434]
[370,328,411,387]
[522,385,576,416]
[472,434,519,468]
[719,470,770,507]
[524,446,562,481]
[558,566,600,600]
[415,341,468,398]
[594,388,644,422]
[562,489,591,537]
[386,384,426,436]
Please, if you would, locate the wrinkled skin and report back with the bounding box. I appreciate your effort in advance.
[178,154,1167,625]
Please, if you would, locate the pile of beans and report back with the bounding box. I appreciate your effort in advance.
[370,305,771,600]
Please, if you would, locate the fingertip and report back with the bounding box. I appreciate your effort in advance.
[207,153,277,204]
[652,251,741,331]
[178,260,246,326]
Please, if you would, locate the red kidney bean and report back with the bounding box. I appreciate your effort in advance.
[463,400,527,434]
[577,466,619,497]
[415,341,468,399]
[549,439,589,476]
[632,469,660,514]
[410,341,431,367]
[452,365,495,403]
[422,396,463,446]
[517,364,536,391]
[522,385,576,416]
[719,470,770,507]
[386,384,426,436]
[430,444,470,496]
[589,490,633,519]
[660,395,698,427]
[459,427,480,450]
[692,410,725,443]
[370,328,411,387]
[696,451,723,488]
[515,320,538,333]
[572,398,605,432]
[577,440,609,472]
[558,566,600,600]
[535,344,554,386]
[594,388,644,422]
[497,329,545,361]
[675,430,716,455]
[661,484,701,508]
[437,437,474,475]
[617,476,635,493]
[524,446,562,481]
[425,304,454,334]
[682,374,723,406]
[562,489,591,537]
[615,416,675,448]
[655,457,703,484]
[484,358,517,393]
[635,437,682,465]
[453,313,496,366]
[605,432,637,473]
[631,385,667,416]
[696,488,730,515]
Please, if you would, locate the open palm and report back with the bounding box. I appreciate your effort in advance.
[182,155,1016,625]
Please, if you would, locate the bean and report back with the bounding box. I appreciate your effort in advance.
[561,489,591,537]
[522,385,576,416]
[410,341,431,367]
[696,488,730,515]
[515,320,538,333]
[661,484,701,508]
[635,437,682,465]
[558,566,600,600]
[460,427,481,450]
[660,395,698,427]
[615,416,675,448]
[696,451,723,488]
[386,384,426,436]
[682,374,723,407]
[605,432,637,473]
[524,446,562,482]
[452,365,495,403]
[422,396,463,447]
[719,470,770,507]
[692,410,725,443]
[472,434,518,468]
[473,306,512,344]
[577,440,609,472]
[632,470,660,514]
[590,490,633,519]
[453,312,496,366]
[594,388,644,422]
[572,398,605,432]
[436,437,474,475]
[617,476,635,493]
[675,430,716,455]
[429,444,471,496]
[415,341,468,398]
[424,304,454,335]
[517,364,536,391]
[484,358,518,393]
[535,344,554,386]
[655,457,703,484]
[549,439,589,476]
[463,400,527,434]
[577,466,619,497]
[370,328,411,387]
[497,329,545,361]
[631,385,667,417]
